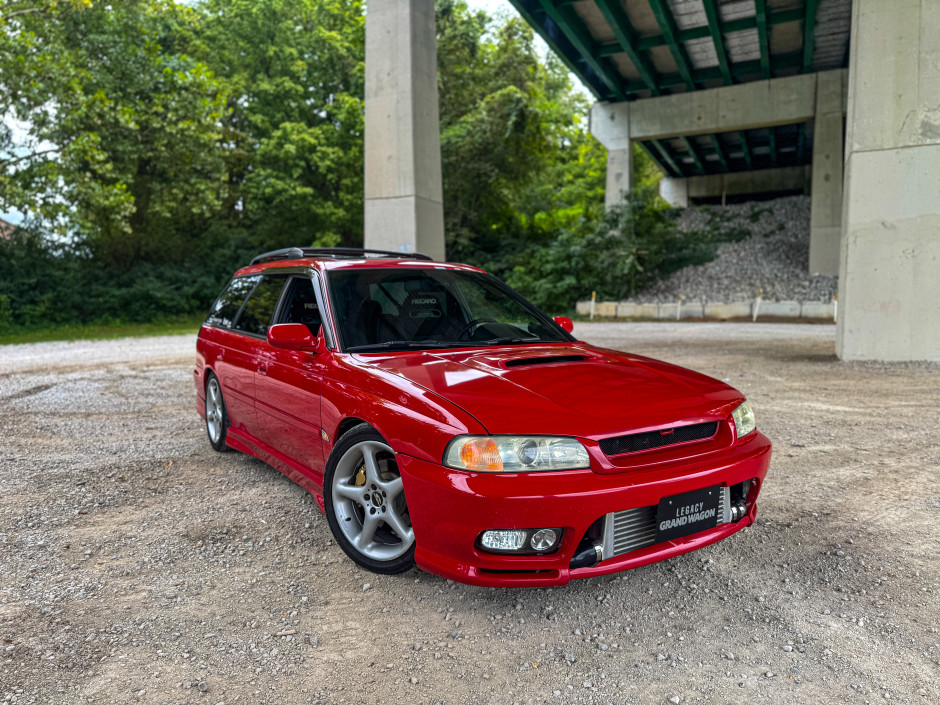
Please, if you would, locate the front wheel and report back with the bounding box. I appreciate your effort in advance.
[324,424,415,574]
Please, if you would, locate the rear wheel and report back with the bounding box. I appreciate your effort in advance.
[324,424,415,574]
[205,373,229,452]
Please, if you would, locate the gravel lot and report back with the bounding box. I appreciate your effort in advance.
[1,324,938,705]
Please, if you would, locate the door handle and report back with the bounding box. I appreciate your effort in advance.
[218,350,225,361]
[258,364,268,376]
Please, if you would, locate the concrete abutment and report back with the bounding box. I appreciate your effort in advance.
[836,0,940,361]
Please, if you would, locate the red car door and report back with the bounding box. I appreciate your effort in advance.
[201,274,263,435]
[254,276,326,479]
[225,274,292,442]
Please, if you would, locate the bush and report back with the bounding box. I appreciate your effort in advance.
[0,228,256,331]
[508,186,685,311]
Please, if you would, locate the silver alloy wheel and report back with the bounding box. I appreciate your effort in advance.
[330,440,414,561]
[206,377,224,444]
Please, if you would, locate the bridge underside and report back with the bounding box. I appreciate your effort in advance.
[506,0,939,361]
[508,0,849,179]
[364,1,940,360]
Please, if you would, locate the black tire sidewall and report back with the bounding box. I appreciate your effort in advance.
[323,424,416,575]
[205,372,229,453]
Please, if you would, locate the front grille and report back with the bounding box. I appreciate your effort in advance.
[602,487,730,558]
[599,421,719,457]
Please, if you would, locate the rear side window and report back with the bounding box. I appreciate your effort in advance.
[232,275,286,336]
[206,275,259,328]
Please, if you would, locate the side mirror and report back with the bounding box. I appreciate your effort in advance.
[553,316,574,333]
[267,323,324,352]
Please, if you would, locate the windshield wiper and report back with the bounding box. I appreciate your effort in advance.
[478,336,542,346]
[347,340,453,352]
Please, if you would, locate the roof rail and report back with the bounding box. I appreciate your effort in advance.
[249,247,433,266]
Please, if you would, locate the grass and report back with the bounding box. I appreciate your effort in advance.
[0,315,204,345]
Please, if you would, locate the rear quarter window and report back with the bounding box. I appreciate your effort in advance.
[205,275,260,329]
[232,275,287,336]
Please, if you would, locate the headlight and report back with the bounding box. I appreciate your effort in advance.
[731,401,756,438]
[444,436,590,472]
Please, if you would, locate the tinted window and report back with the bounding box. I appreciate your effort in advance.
[279,278,322,334]
[206,275,259,328]
[328,268,570,351]
[233,275,286,336]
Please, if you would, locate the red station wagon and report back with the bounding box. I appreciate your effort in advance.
[195,247,771,587]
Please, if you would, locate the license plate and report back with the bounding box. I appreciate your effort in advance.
[655,485,720,543]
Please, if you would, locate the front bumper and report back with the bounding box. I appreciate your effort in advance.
[397,431,771,587]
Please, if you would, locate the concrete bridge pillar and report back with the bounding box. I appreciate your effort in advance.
[660,178,689,208]
[589,103,632,208]
[808,71,846,276]
[364,0,445,261]
[837,0,940,361]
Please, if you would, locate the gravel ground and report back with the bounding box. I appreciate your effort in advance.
[1,325,938,705]
[632,196,840,303]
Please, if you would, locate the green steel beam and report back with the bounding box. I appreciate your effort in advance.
[506,1,606,99]
[711,135,729,172]
[646,0,696,91]
[768,127,778,167]
[680,136,706,175]
[534,0,626,100]
[596,8,805,55]
[594,0,661,95]
[739,132,752,169]
[620,52,803,95]
[755,0,771,79]
[702,1,733,85]
[638,141,674,178]
[802,0,820,73]
[650,140,683,177]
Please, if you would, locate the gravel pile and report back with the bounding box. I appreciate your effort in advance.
[631,195,839,303]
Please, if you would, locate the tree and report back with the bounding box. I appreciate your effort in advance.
[1,1,229,266]
[436,0,589,268]
[195,0,366,250]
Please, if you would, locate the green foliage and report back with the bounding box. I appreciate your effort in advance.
[433,0,664,297]
[196,0,366,250]
[2,1,228,266]
[507,186,680,311]
[0,229,253,329]
[0,0,672,331]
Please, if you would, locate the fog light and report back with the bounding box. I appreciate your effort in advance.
[530,528,558,551]
[480,530,527,551]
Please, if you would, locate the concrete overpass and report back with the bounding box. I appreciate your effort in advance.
[362,1,940,362]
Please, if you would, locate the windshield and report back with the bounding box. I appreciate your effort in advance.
[328,268,572,352]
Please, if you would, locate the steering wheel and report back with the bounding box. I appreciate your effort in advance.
[457,317,500,340]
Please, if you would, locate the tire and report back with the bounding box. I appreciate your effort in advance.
[324,424,416,574]
[204,372,229,452]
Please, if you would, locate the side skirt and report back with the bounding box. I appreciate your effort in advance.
[225,429,326,513]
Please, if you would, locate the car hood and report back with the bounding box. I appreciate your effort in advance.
[352,343,744,439]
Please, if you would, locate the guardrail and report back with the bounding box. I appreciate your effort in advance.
[575,299,836,321]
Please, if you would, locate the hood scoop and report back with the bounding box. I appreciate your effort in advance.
[503,354,588,368]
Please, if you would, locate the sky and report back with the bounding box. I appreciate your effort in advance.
[467,0,514,17]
